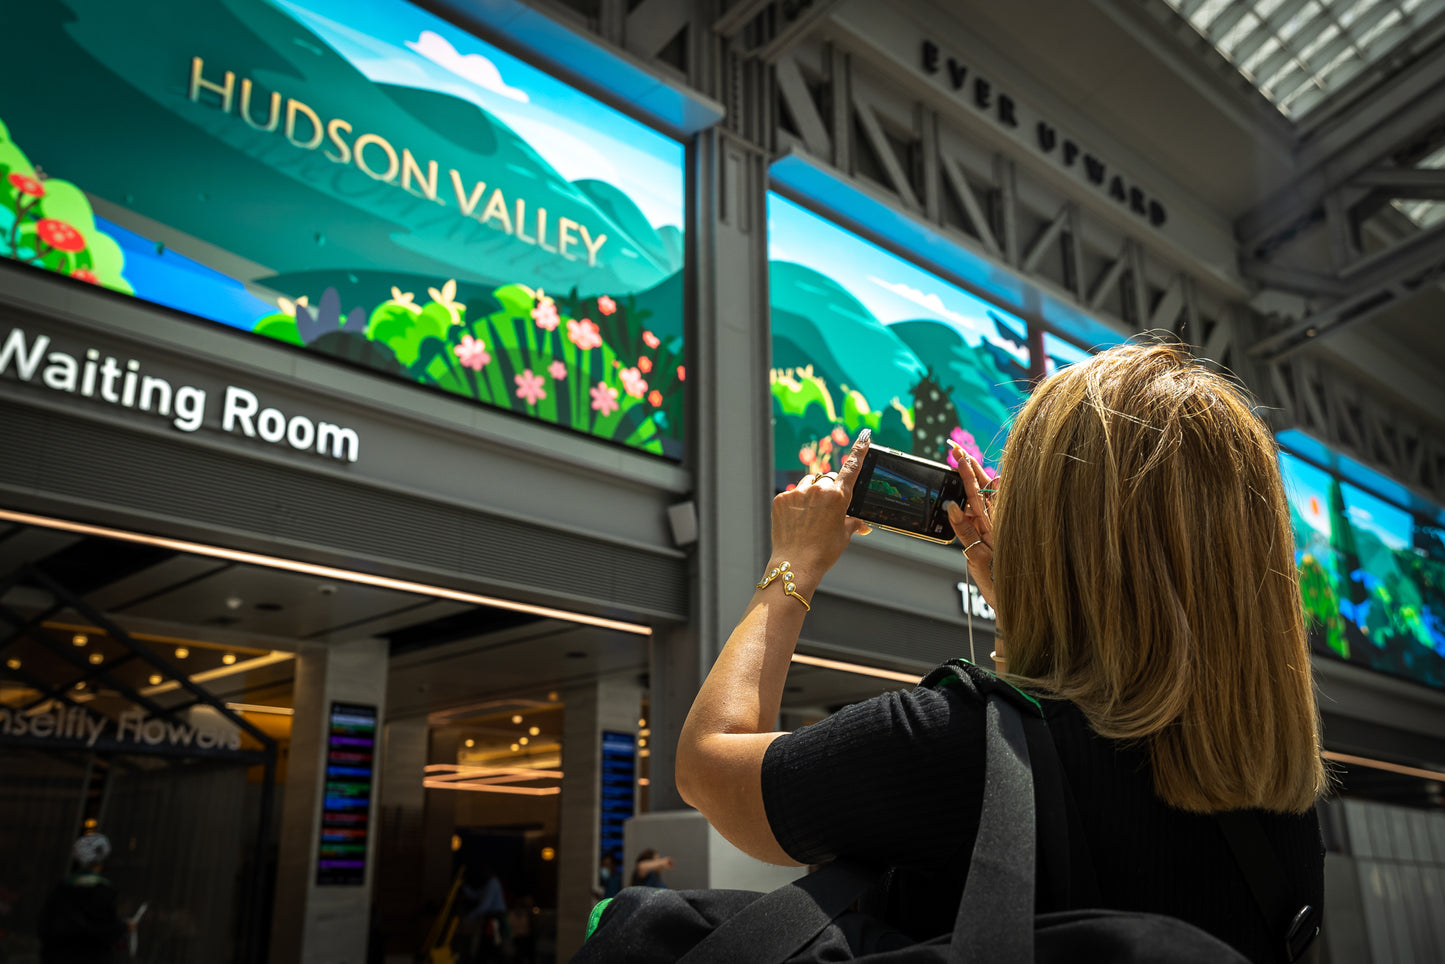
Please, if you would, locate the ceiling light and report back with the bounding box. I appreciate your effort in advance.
[72,634,88,647]
[225,596,243,610]
[528,726,540,736]
[638,718,646,727]
[639,748,650,757]
[547,691,558,702]
[541,847,556,861]
[511,743,520,752]
[464,739,475,748]
[638,738,646,748]
[0,508,653,636]
[88,652,103,665]
[639,728,650,737]
[225,702,294,716]
[148,674,163,686]
[639,777,650,787]
[4,658,20,670]
[519,737,529,745]
[512,714,523,724]
[221,653,236,665]
[174,647,189,659]
[74,681,86,690]
[789,653,922,684]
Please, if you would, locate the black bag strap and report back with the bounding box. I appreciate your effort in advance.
[950,695,1037,964]
[675,857,877,964]
[1020,710,1101,910]
[1215,811,1320,963]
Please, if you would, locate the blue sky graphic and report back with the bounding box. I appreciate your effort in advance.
[270,0,683,230]
[767,193,1028,362]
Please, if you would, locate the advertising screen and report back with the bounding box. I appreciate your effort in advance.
[316,701,377,886]
[1280,449,1445,689]
[0,0,685,457]
[767,194,1031,489]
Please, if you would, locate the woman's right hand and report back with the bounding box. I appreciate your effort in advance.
[945,442,997,613]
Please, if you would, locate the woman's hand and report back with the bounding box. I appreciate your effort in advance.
[768,431,873,598]
[946,442,998,613]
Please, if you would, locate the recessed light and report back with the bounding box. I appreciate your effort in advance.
[638,738,647,748]
[519,736,529,745]
[4,658,19,670]
[510,743,520,752]
[148,674,163,685]
[528,726,540,736]
[221,653,237,665]
[512,714,523,724]
[88,652,103,665]
[464,738,475,748]
[547,691,558,701]
[225,596,243,610]
[638,718,647,727]
[72,634,88,647]
[174,647,189,659]
[74,681,86,690]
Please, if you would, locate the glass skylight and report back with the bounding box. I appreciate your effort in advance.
[1164,0,1445,117]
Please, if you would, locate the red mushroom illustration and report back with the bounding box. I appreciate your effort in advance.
[7,172,45,199]
[36,218,85,253]
[70,268,99,284]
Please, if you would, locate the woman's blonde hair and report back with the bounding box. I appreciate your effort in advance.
[994,341,1326,813]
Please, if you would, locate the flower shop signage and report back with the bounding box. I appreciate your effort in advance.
[0,704,243,753]
[0,325,362,463]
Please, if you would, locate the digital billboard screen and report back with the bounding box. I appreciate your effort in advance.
[1280,448,1445,690]
[767,193,1031,490]
[0,0,685,458]
[316,701,377,886]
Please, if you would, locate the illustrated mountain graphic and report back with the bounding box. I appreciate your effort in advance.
[4,0,681,306]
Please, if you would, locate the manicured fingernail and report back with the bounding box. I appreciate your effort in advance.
[945,499,962,522]
[856,428,871,445]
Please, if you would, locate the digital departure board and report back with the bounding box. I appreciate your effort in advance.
[316,701,376,885]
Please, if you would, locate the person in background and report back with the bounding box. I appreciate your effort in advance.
[676,342,1327,963]
[629,850,673,888]
[38,833,131,964]
[596,853,622,900]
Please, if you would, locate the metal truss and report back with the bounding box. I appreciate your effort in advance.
[1237,39,1445,363]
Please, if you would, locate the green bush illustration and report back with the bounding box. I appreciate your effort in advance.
[0,115,131,293]
[252,281,682,454]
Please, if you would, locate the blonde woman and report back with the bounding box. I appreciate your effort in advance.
[676,342,1326,963]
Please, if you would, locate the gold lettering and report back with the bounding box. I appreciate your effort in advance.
[579,225,607,267]
[239,79,281,132]
[557,217,578,259]
[536,207,556,252]
[354,133,399,182]
[401,149,439,202]
[324,118,352,164]
[479,188,512,234]
[284,98,324,150]
[188,57,234,112]
[449,170,486,217]
[514,199,534,243]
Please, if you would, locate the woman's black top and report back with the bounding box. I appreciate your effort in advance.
[37,872,126,964]
[760,661,1324,964]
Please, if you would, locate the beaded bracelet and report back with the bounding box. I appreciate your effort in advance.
[756,560,810,611]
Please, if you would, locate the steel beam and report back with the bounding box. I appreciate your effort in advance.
[1351,168,1445,200]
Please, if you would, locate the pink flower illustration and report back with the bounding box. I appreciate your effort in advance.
[531,296,560,332]
[454,334,490,371]
[515,369,547,406]
[947,427,996,477]
[637,356,653,374]
[8,172,45,198]
[798,445,816,467]
[620,367,647,398]
[597,295,617,316]
[69,268,99,284]
[567,317,602,350]
[548,360,567,380]
[648,389,663,407]
[590,381,619,417]
[642,330,660,349]
[817,437,834,455]
[676,365,686,381]
[831,426,850,446]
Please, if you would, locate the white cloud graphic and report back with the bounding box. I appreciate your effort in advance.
[404,30,530,103]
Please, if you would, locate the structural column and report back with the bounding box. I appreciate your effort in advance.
[647,129,775,815]
[268,638,388,964]
[555,672,645,958]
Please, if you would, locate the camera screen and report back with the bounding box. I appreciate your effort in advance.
[858,455,947,533]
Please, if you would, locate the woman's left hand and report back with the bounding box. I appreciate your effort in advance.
[769,433,873,591]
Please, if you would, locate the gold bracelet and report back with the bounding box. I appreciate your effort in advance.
[756,560,811,611]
